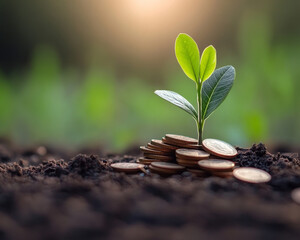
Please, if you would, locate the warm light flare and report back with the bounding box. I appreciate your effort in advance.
[130,0,166,10]
[81,0,219,65]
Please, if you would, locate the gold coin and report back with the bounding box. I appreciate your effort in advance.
[233,167,271,183]
[202,139,237,159]
[111,162,145,173]
[151,161,185,171]
[165,134,198,144]
[291,188,300,204]
[151,139,178,150]
[143,154,174,161]
[198,159,235,171]
[176,149,210,160]
[140,146,172,156]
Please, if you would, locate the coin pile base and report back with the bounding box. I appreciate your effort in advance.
[139,134,202,165]
[137,135,241,179]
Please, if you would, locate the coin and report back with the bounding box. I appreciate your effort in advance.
[176,158,199,163]
[137,157,161,165]
[212,171,233,178]
[233,167,271,183]
[177,161,199,168]
[198,159,235,171]
[151,161,185,171]
[147,143,174,153]
[182,144,202,150]
[151,139,178,150]
[149,165,179,175]
[165,134,198,145]
[162,138,183,148]
[176,158,200,168]
[291,188,300,204]
[176,149,210,160]
[162,138,201,149]
[143,154,174,161]
[111,162,145,173]
[202,139,237,159]
[187,168,209,177]
[140,146,172,156]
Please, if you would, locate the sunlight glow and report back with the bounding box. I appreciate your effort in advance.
[128,0,178,18]
[131,0,164,10]
[88,0,215,64]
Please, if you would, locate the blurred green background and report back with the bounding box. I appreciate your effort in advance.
[0,0,299,152]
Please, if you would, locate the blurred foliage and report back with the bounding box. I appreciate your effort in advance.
[0,11,299,151]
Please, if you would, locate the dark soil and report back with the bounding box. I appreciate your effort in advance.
[0,142,299,240]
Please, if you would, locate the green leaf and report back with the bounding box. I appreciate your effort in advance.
[155,90,198,120]
[201,66,235,120]
[200,45,217,82]
[175,33,200,83]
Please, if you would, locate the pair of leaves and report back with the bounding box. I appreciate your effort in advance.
[156,33,235,122]
[155,66,235,120]
[175,33,216,83]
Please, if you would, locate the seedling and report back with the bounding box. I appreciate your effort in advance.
[155,33,236,144]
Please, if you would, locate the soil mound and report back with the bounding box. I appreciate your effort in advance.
[67,154,108,177]
[236,143,300,190]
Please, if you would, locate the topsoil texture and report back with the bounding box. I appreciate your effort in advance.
[0,142,299,240]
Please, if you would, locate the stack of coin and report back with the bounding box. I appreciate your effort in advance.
[139,136,239,179]
[176,149,210,168]
[139,134,201,165]
[189,138,238,178]
[162,134,201,149]
[198,159,235,178]
[139,145,175,165]
[149,162,185,175]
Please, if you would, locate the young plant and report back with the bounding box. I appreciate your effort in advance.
[155,33,236,144]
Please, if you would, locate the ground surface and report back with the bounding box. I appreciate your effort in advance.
[0,142,299,240]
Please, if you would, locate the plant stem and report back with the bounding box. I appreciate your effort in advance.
[196,82,203,144]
